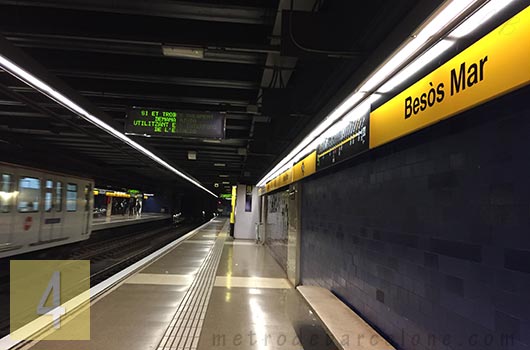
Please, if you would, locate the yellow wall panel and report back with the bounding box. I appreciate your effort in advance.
[293,151,316,182]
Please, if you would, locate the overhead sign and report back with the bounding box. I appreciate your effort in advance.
[316,111,369,170]
[264,150,317,194]
[370,6,530,148]
[292,151,316,182]
[125,107,225,139]
[265,168,292,193]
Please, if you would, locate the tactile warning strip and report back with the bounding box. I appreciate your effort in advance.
[156,224,227,350]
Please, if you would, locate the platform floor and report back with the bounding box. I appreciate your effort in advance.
[21,218,336,350]
[92,212,171,231]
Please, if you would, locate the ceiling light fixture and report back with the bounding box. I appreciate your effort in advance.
[162,45,204,59]
[214,163,226,167]
[188,151,197,160]
[203,139,222,143]
[378,39,455,93]
[257,0,510,188]
[0,54,217,198]
[449,0,515,38]
[357,0,483,94]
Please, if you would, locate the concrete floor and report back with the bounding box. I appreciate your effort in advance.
[21,219,336,350]
[197,239,337,350]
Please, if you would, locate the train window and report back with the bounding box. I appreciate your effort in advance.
[66,183,77,212]
[56,181,63,212]
[0,173,14,213]
[17,177,40,212]
[45,180,53,212]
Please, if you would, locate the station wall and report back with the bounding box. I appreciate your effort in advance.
[263,189,290,272]
[143,194,173,214]
[299,86,530,350]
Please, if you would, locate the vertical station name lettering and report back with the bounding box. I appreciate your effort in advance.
[404,55,488,119]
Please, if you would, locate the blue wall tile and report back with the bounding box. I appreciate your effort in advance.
[299,87,530,350]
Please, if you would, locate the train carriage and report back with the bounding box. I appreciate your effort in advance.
[0,162,94,258]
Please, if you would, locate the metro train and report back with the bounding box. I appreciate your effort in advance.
[0,161,94,259]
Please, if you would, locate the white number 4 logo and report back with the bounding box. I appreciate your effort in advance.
[37,271,66,329]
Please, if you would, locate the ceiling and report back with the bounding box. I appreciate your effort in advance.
[0,0,445,196]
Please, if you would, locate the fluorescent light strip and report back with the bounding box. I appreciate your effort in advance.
[261,95,376,185]
[256,92,366,186]
[449,0,515,38]
[0,55,217,198]
[257,0,499,188]
[417,0,478,39]
[358,0,478,94]
[260,91,380,185]
[378,39,455,93]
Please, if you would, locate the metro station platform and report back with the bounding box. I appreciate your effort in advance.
[92,213,172,231]
[16,218,336,350]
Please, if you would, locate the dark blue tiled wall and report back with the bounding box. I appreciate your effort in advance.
[300,86,530,350]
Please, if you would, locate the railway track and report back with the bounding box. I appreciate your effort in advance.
[0,219,205,339]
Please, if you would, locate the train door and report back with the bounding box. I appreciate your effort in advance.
[39,179,53,242]
[82,183,92,235]
[41,179,64,242]
[15,175,42,247]
[53,180,65,239]
[0,172,17,252]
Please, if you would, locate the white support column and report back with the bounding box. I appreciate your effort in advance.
[233,184,259,240]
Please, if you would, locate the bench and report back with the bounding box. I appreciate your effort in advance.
[297,285,395,350]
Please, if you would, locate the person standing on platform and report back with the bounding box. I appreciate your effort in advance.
[137,198,142,217]
[127,198,134,216]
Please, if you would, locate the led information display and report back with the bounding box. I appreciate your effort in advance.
[316,111,369,170]
[125,108,225,139]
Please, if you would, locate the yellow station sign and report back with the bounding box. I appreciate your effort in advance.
[293,151,316,182]
[264,151,316,194]
[370,6,530,148]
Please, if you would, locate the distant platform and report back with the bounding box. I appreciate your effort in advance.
[92,213,171,231]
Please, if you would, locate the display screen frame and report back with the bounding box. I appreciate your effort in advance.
[125,107,226,139]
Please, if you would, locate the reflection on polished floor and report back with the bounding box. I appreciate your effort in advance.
[23,218,336,350]
[198,238,337,350]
